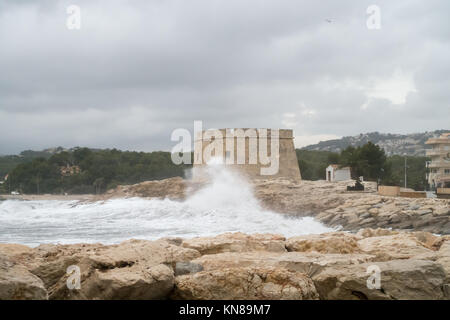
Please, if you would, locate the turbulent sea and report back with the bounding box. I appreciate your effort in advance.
[0,165,333,247]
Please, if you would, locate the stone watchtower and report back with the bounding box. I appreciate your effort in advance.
[193,128,301,181]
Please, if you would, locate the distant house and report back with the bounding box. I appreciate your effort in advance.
[326,164,351,182]
[60,165,81,177]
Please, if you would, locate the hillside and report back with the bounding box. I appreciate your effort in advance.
[0,148,188,194]
[0,151,55,177]
[302,130,449,156]
[0,147,104,177]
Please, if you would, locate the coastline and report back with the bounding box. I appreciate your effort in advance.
[1,178,450,300]
[2,178,449,235]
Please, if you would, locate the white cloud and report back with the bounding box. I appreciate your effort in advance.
[294,134,342,148]
[366,68,417,105]
[281,113,297,127]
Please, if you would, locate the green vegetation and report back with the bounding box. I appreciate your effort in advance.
[384,155,429,191]
[0,142,430,194]
[298,142,429,190]
[0,150,54,177]
[2,148,189,195]
[296,150,339,180]
[338,142,389,181]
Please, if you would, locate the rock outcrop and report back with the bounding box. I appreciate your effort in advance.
[0,254,47,300]
[286,232,361,254]
[181,232,286,255]
[102,177,191,200]
[1,239,199,300]
[172,267,319,300]
[1,230,450,300]
[313,259,447,300]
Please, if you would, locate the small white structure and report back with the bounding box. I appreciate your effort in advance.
[0,174,7,185]
[326,164,351,182]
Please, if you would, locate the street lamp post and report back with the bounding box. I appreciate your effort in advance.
[404,156,408,188]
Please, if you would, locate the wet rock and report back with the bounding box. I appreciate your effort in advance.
[356,228,399,238]
[175,262,204,276]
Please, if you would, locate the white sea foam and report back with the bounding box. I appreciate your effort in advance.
[0,162,333,246]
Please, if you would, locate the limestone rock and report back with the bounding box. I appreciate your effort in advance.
[181,232,286,255]
[3,229,450,300]
[0,244,33,259]
[356,228,399,238]
[434,207,450,216]
[175,262,204,276]
[172,267,319,300]
[313,259,447,300]
[436,257,450,283]
[192,251,376,279]
[0,254,47,300]
[286,232,361,254]
[23,239,199,300]
[411,231,440,249]
[104,176,189,200]
[52,263,174,300]
[357,234,434,261]
[438,241,450,257]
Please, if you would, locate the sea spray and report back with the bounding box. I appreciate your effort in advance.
[0,160,333,246]
[187,157,258,211]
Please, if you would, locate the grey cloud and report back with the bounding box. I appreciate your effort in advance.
[0,0,449,154]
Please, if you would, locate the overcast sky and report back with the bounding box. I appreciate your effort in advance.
[0,0,449,154]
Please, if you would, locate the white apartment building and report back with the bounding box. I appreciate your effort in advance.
[425,133,450,189]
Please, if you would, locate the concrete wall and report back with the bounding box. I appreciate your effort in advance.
[193,129,301,181]
[335,169,351,181]
[378,185,426,198]
[437,187,450,195]
[326,165,351,182]
[378,186,400,196]
[399,191,426,198]
[437,188,450,199]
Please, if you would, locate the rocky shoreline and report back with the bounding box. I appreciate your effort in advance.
[1,230,450,300]
[104,177,450,234]
[2,178,449,300]
[254,179,450,234]
[3,177,449,235]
